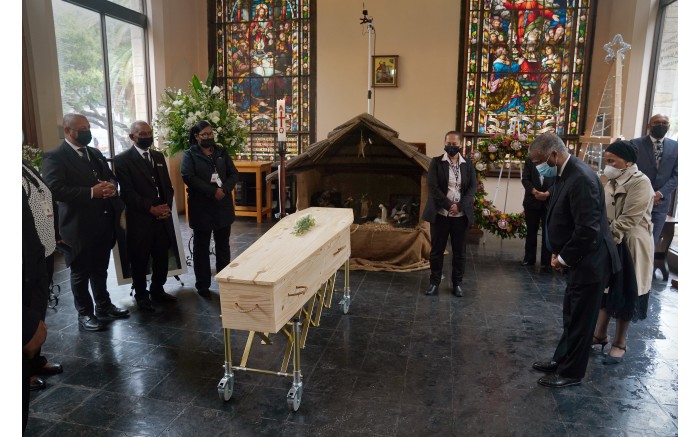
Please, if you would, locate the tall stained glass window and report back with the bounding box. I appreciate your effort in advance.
[459,0,594,147]
[212,0,314,160]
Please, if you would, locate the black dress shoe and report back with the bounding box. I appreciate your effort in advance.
[29,376,46,391]
[36,362,63,376]
[136,298,156,312]
[521,260,535,266]
[95,304,130,319]
[197,288,212,298]
[78,315,106,332]
[532,360,558,373]
[151,291,177,302]
[452,285,464,297]
[537,373,581,388]
[424,284,438,296]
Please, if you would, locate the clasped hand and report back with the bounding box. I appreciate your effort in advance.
[448,203,460,216]
[92,180,116,199]
[150,204,171,220]
[214,188,226,201]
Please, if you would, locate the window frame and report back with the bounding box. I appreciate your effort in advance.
[58,0,151,161]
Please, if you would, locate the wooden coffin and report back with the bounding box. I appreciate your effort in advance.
[216,207,353,333]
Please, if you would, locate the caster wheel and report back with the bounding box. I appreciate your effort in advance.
[287,386,303,411]
[217,376,234,401]
[342,299,350,314]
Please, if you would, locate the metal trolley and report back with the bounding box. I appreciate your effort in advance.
[217,259,352,411]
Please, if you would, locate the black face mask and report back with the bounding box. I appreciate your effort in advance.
[136,137,154,149]
[650,124,669,139]
[200,139,216,149]
[444,145,460,157]
[75,130,92,147]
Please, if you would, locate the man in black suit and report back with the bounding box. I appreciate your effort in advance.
[42,113,130,331]
[520,157,555,272]
[529,133,620,387]
[114,121,178,311]
[631,113,678,245]
[421,131,477,297]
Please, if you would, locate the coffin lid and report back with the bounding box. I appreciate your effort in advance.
[215,207,354,285]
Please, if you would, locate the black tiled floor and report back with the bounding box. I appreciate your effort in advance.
[27,216,679,436]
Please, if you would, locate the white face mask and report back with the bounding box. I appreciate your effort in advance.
[604,165,624,180]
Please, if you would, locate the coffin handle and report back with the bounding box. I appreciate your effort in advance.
[234,302,261,313]
[288,286,308,297]
[332,245,346,256]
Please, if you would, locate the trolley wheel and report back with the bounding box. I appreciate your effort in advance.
[340,298,350,315]
[287,385,303,412]
[217,375,234,401]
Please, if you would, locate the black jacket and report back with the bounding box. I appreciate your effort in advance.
[114,145,176,245]
[181,144,239,230]
[421,155,477,226]
[545,156,621,285]
[41,141,124,265]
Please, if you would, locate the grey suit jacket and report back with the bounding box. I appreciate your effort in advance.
[631,135,678,212]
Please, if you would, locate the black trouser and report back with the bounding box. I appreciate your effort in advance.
[192,225,231,291]
[523,206,551,265]
[26,253,49,375]
[70,224,114,316]
[129,220,170,300]
[552,250,610,379]
[429,214,467,286]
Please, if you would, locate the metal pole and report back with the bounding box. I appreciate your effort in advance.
[367,23,374,114]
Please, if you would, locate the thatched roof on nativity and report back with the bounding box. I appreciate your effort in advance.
[284,113,431,175]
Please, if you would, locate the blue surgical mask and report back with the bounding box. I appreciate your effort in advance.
[536,161,556,178]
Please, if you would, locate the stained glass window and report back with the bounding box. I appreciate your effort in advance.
[212,0,314,160]
[459,0,593,147]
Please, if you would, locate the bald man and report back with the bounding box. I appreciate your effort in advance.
[42,113,130,332]
[631,114,678,245]
[114,121,178,312]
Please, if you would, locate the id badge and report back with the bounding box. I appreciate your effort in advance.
[41,199,53,219]
[453,192,461,203]
[210,172,219,184]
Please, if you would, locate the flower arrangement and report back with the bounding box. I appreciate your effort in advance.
[470,134,529,239]
[22,144,44,172]
[153,69,248,157]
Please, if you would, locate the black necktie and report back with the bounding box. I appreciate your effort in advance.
[77,148,89,163]
[143,151,153,169]
[654,140,663,168]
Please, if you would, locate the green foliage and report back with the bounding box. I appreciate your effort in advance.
[152,70,249,157]
[292,214,316,236]
[22,144,44,172]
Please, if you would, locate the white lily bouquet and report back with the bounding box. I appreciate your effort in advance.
[153,69,248,157]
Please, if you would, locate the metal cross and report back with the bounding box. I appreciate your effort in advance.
[604,34,632,63]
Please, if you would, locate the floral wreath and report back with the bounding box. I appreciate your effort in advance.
[470,134,529,239]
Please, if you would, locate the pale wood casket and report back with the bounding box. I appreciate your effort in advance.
[216,207,353,333]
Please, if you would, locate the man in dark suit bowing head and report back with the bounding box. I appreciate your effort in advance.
[422,131,477,297]
[42,113,130,332]
[631,113,678,246]
[115,121,178,312]
[529,133,620,388]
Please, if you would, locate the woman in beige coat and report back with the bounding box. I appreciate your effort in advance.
[592,140,655,364]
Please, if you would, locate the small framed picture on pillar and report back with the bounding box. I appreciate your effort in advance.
[372,55,399,87]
